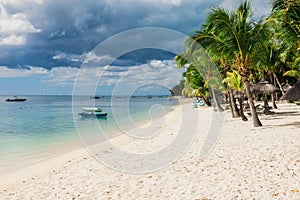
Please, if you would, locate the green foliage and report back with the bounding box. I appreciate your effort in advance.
[265,0,300,81]
[183,66,210,98]
[269,0,300,49]
[283,70,300,78]
[173,0,300,105]
[189,0,268,78]
[174,55,188,69]
[223,71,244,92]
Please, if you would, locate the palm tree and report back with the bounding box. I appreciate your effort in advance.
[188,1,266,127]
[268,0,300,81]
[223,71,248,121]
[269,0,300,51]
[282,48,300,80]
[220,57,240,118]
[183,65,212,106]
[175,53,223,110]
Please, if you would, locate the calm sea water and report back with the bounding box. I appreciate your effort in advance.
[0,95,178,174]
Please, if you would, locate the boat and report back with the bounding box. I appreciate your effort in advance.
[6,96,27,102]
[90,96,100,99]
[82,107,102,112]
[78,112,107,118]
[78,107,107,118]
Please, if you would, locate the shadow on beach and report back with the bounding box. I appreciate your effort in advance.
[272,121,300,129]
[260,111,300,119]
[254,109,300,129]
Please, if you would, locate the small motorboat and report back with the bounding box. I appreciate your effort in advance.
[6,96,27,102]
[78,112,108,118]
[78,107,107,118]
[82,107,102,112]
[90,96,100,99]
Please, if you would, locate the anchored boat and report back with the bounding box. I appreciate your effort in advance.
[78,107,107,118]
[82,107,102,112]
[5,96,27,102]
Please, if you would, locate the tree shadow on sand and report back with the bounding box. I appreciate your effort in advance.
[258,111,300,129]
[260,111,300,120]
[272,122,300,129]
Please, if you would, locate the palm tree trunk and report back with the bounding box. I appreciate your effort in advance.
[211,87,224,112]
[271,92,277,109]
[202,96,211,107]
[263,93,269,108]
[238,96,248,121]
[228,93,234,117]
[244,80,262,127]
[273,73,284,95]
[228,86,239,118]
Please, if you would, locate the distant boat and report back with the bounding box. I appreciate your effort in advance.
[90,96,100,99]
[146,95,152,98]
[6,96,27,102]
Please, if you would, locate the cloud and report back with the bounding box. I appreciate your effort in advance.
[0,0,44,6]
[0,0,212,68]
[69,58,185,95]
[52,53,84,62]
[111,60,184,95]
[0,0,272,70]
[43,66,78,85]
[0,4,41,33]
[48,30,66,39]
[0,65,47,77]
[0,4,41,46]
[97,60,183,95]
[0,34,25,45]
[0,65,78,86]
[83,52,114,65]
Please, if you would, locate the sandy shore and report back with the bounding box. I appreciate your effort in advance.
[1,100,300,199]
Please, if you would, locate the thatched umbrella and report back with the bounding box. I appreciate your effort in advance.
[282,82,292,92]
[251,81,280,94]
[281,80,300,101]
[251,81,280,110]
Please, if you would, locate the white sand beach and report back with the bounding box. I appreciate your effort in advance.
[1,100,300,199]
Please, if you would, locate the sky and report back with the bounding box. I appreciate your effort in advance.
[0,0,272,95]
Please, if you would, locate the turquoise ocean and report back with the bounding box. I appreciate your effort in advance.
[0,95,178,174]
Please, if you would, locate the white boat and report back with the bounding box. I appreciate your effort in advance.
[79,107,107,118]
[82,107,102,112]
[78,112,107,118]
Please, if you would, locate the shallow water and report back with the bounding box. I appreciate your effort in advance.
[0,95,178,174]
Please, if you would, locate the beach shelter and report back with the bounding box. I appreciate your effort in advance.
[251,81,280,110]
[283,82,292,92]
[281,80,300,101]
[251,81,280,94]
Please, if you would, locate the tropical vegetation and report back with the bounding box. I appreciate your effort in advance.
[174,0,300,127]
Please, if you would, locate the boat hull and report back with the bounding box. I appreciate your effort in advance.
[78,112,108,118]
[90,96,100,99]
[6,98,27,102]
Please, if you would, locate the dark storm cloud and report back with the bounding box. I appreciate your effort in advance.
[0,0,270,70]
